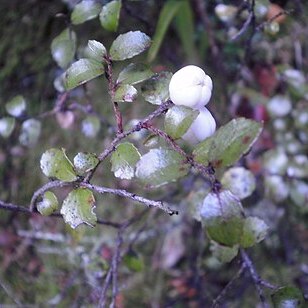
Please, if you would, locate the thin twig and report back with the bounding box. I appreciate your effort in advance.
[98,268,113,308]
[240,249,268,308]
[80,182,178,215]
[212,264,246,308]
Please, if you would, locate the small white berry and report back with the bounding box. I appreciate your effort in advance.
[182,107,216,145]
[169,65,213,109]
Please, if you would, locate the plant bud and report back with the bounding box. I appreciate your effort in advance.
[169,65,213,109]
[182,107,216,145]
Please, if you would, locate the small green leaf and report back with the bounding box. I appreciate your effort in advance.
[114,84,137,102]
[290,180,308,213]
[64,58,105,91]
[61,188,97,229]
[200,190,245,246]
[135,148,190,187]
[99,0,121,32]
[87,40,107,62]
[51,28,76,69]
[40,148,77,182]
[116,63,153,85]
[123,250,144,272]
[81,115,101,138]
[147,0,183,62]
[71,0,101,25]
[37,191,59,216]
[109,31,151,61]
[264,175,289,203]
[262,149,288,175]
[271,286,304,308]
[19,119,41,147]
[193,118,263,168]
[73,152,99,175]
[240,217,268,248]
[0,117,15,138]
[221,167,256,200]
[210,241,239,263]
[111,142,141,179]
[164,105,199,139]
[5,95,26,117]
[141,71,172,105]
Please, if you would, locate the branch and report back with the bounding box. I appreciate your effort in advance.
[80,183,178,216]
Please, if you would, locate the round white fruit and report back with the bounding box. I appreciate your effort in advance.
[169,65,213,109]
[182,107,216,145]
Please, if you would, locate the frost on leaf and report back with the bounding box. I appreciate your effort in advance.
[40,148,77,182]
[135,148,190,187]
[73,152,99,175]
[0,117,15,138]
[37,191,59,216]
[61,188,97,229]
[111,142,141,180]
[5,95,26,117]
[19,119,41,147]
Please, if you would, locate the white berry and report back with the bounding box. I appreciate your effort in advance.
[169,65,213,109]
[182,107,216,145]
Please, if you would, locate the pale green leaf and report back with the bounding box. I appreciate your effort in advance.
[290,180,308,213]
[87,40,107,62]
[40,148,77,182]
[51,28,76,69]
[71,0,101,25]
[61,188,97,229]
[110,31,151,61]
[200,190,245,246]
[64,59,104,90]
[114,84,137,102]
[271,286,304,308]
[99,0,121,32]
[0,117,15,138]
[264,175,289,203]
[141,71,172,105]
[164,105,199,139]
[111,142,141,179]
[5,95,26,117]
[123,250,144,272]
[81,115,101,138]
[37,191,59,216]
[193,118,263,168]
[19,119,41,147]
[221,167,256,200]
[240,217,268,248]
[210,241,239,263]
[135,148,190,187]
[117,63,153,85]
[73,152,99,175]
[147,0,183,62]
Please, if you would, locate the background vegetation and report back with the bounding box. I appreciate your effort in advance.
[0,0,307,306]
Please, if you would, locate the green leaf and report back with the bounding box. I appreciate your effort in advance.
[141,71,172,105]
[109,31,151,61]
[123,250,144,272]
[290,180,308,213]
[40,148,77,182]
[64,58,105,91]
[262,149,288,175]
[71,0,101,25]
[240,217,268,248]
[147,0,183,62]
[5,95,26,117]
[271,286,304,308]
[81,115,101,138]
[135,148,190,187]
[99,0,121,32]
[111,142,141,179]
[200,190,245,246]
[87,40,107,62]
[287,155,308,179]
[221,167,256,200]
[116,63,153,85]
[61,188,97,229]
[19,119,41,147]
[0,117,15,138]
[114,84,137,102]
[73,152,99,175]
[164,105,199,139]
[193,118,263,168]
[264,175,289,203]
[210,242,239,263]
[37,191,59,216]
[51,28,76,69]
